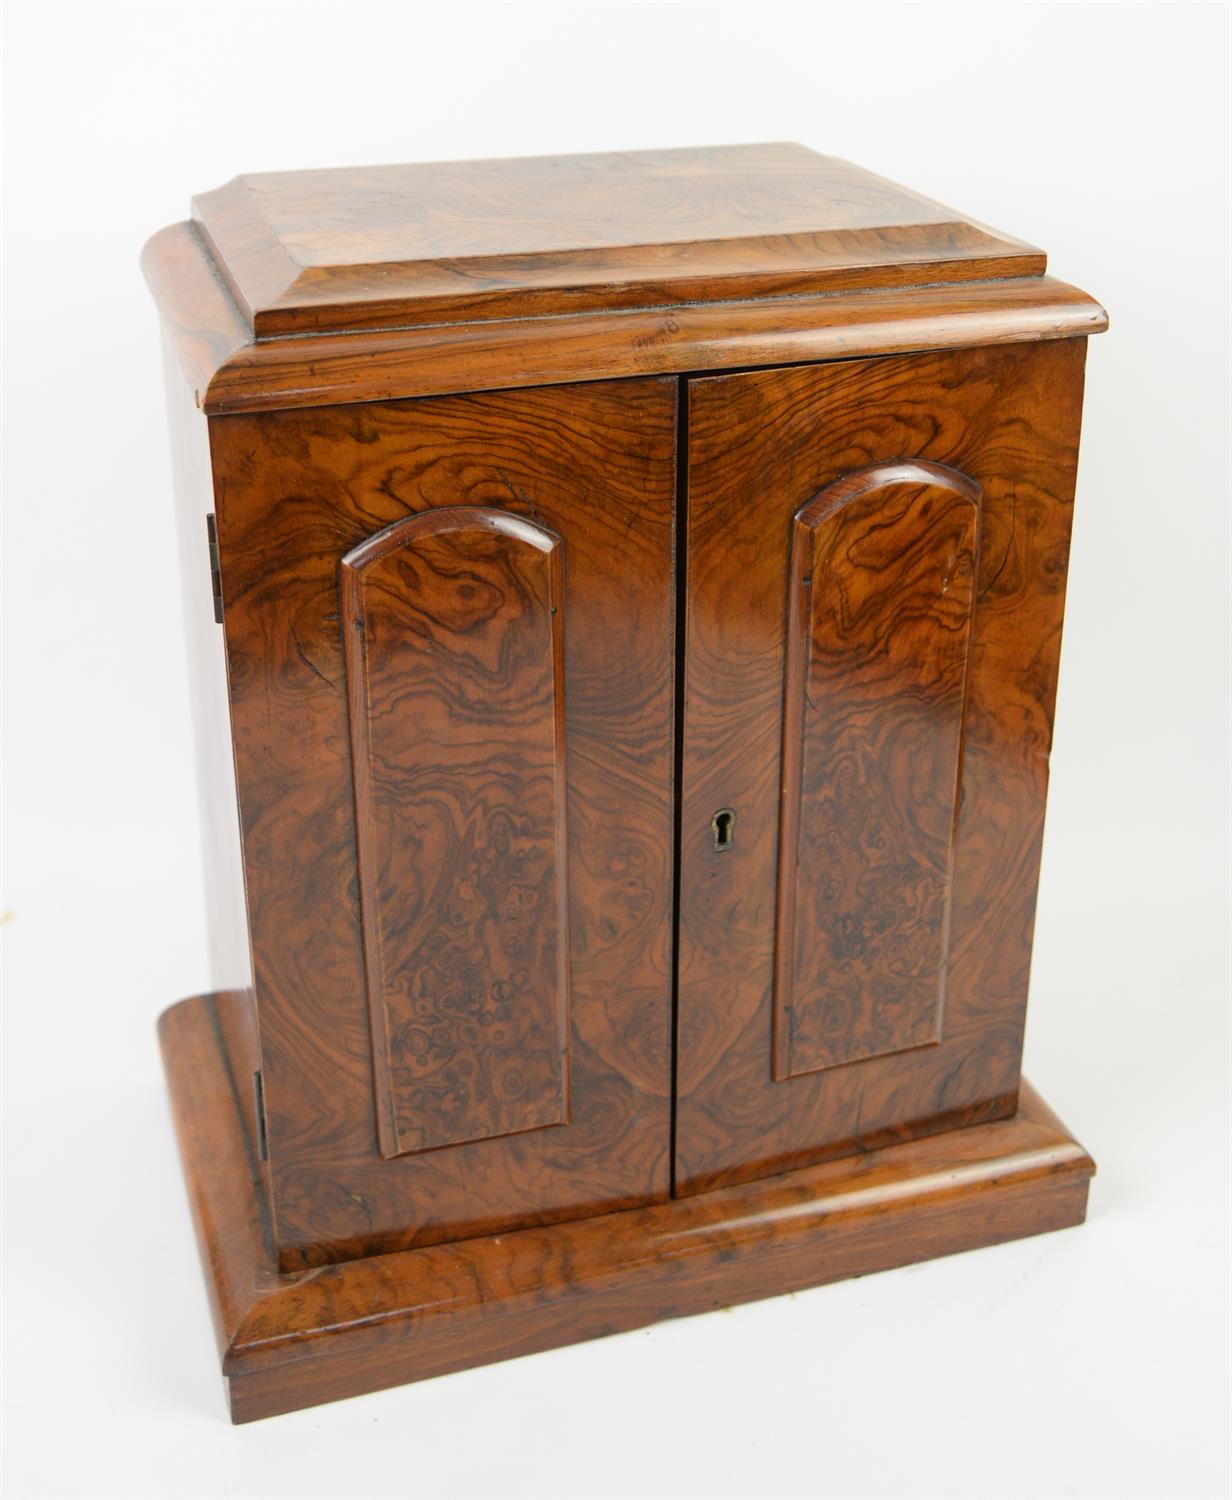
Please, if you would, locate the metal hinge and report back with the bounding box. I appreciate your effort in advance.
[252,1069,269,1162]
[206,513,223,624]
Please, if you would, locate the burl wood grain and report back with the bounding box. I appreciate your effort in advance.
[677,340,1089,1195]
[146,146,1107,1422]
[774,462,981,1079]
[159,989,1094,1423]
[192,144,1043,336]
[341,509,570,1157]
[143,219,1107,419]
[210,378,677,1270]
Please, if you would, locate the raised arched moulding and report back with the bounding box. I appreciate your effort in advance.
[341,506,570,1159]
[773,461,982,1082]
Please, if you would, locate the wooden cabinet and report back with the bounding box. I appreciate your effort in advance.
[146,144,1106,1421]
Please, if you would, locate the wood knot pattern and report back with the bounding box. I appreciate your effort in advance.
[341,507,570,1157]
[773,462,982,1079]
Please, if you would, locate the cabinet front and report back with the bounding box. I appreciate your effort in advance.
[211,377,678,1269]
[209,343,1089,1262]
[676,341,1088,1193]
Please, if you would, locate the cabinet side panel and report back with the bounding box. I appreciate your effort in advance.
[342,509,570,1156]
[774,465,980,1078]
[160,334,253,992]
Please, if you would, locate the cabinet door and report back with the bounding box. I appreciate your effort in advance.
[676,342,1087,1194]
[211,378,677,1269]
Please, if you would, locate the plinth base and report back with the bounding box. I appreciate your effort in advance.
[159,991,1095,1423]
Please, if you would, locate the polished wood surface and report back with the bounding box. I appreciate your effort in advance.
[193,144,1043,336]
[774,462,982,1079]
[340,509,570,1158]
[160,989,1094,1423]
[211,377,678,1269]
[143,219,1106,417]
[677,340,1088,1195]
[147,145,1105,1421]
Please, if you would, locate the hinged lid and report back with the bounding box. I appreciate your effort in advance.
[192,143,1045,338]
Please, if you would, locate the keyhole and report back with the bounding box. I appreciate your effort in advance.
[711,808,735,852]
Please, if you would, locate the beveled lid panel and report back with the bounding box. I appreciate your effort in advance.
[191,143,1045,337]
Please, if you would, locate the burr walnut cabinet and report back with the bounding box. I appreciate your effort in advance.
[145,143,1106,1422]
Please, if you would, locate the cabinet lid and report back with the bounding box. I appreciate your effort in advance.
[191,143,1046,338]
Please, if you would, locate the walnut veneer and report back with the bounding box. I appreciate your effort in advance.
[145,143,1105,1421]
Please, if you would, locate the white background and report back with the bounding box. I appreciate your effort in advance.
[3,3,1229,1497]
